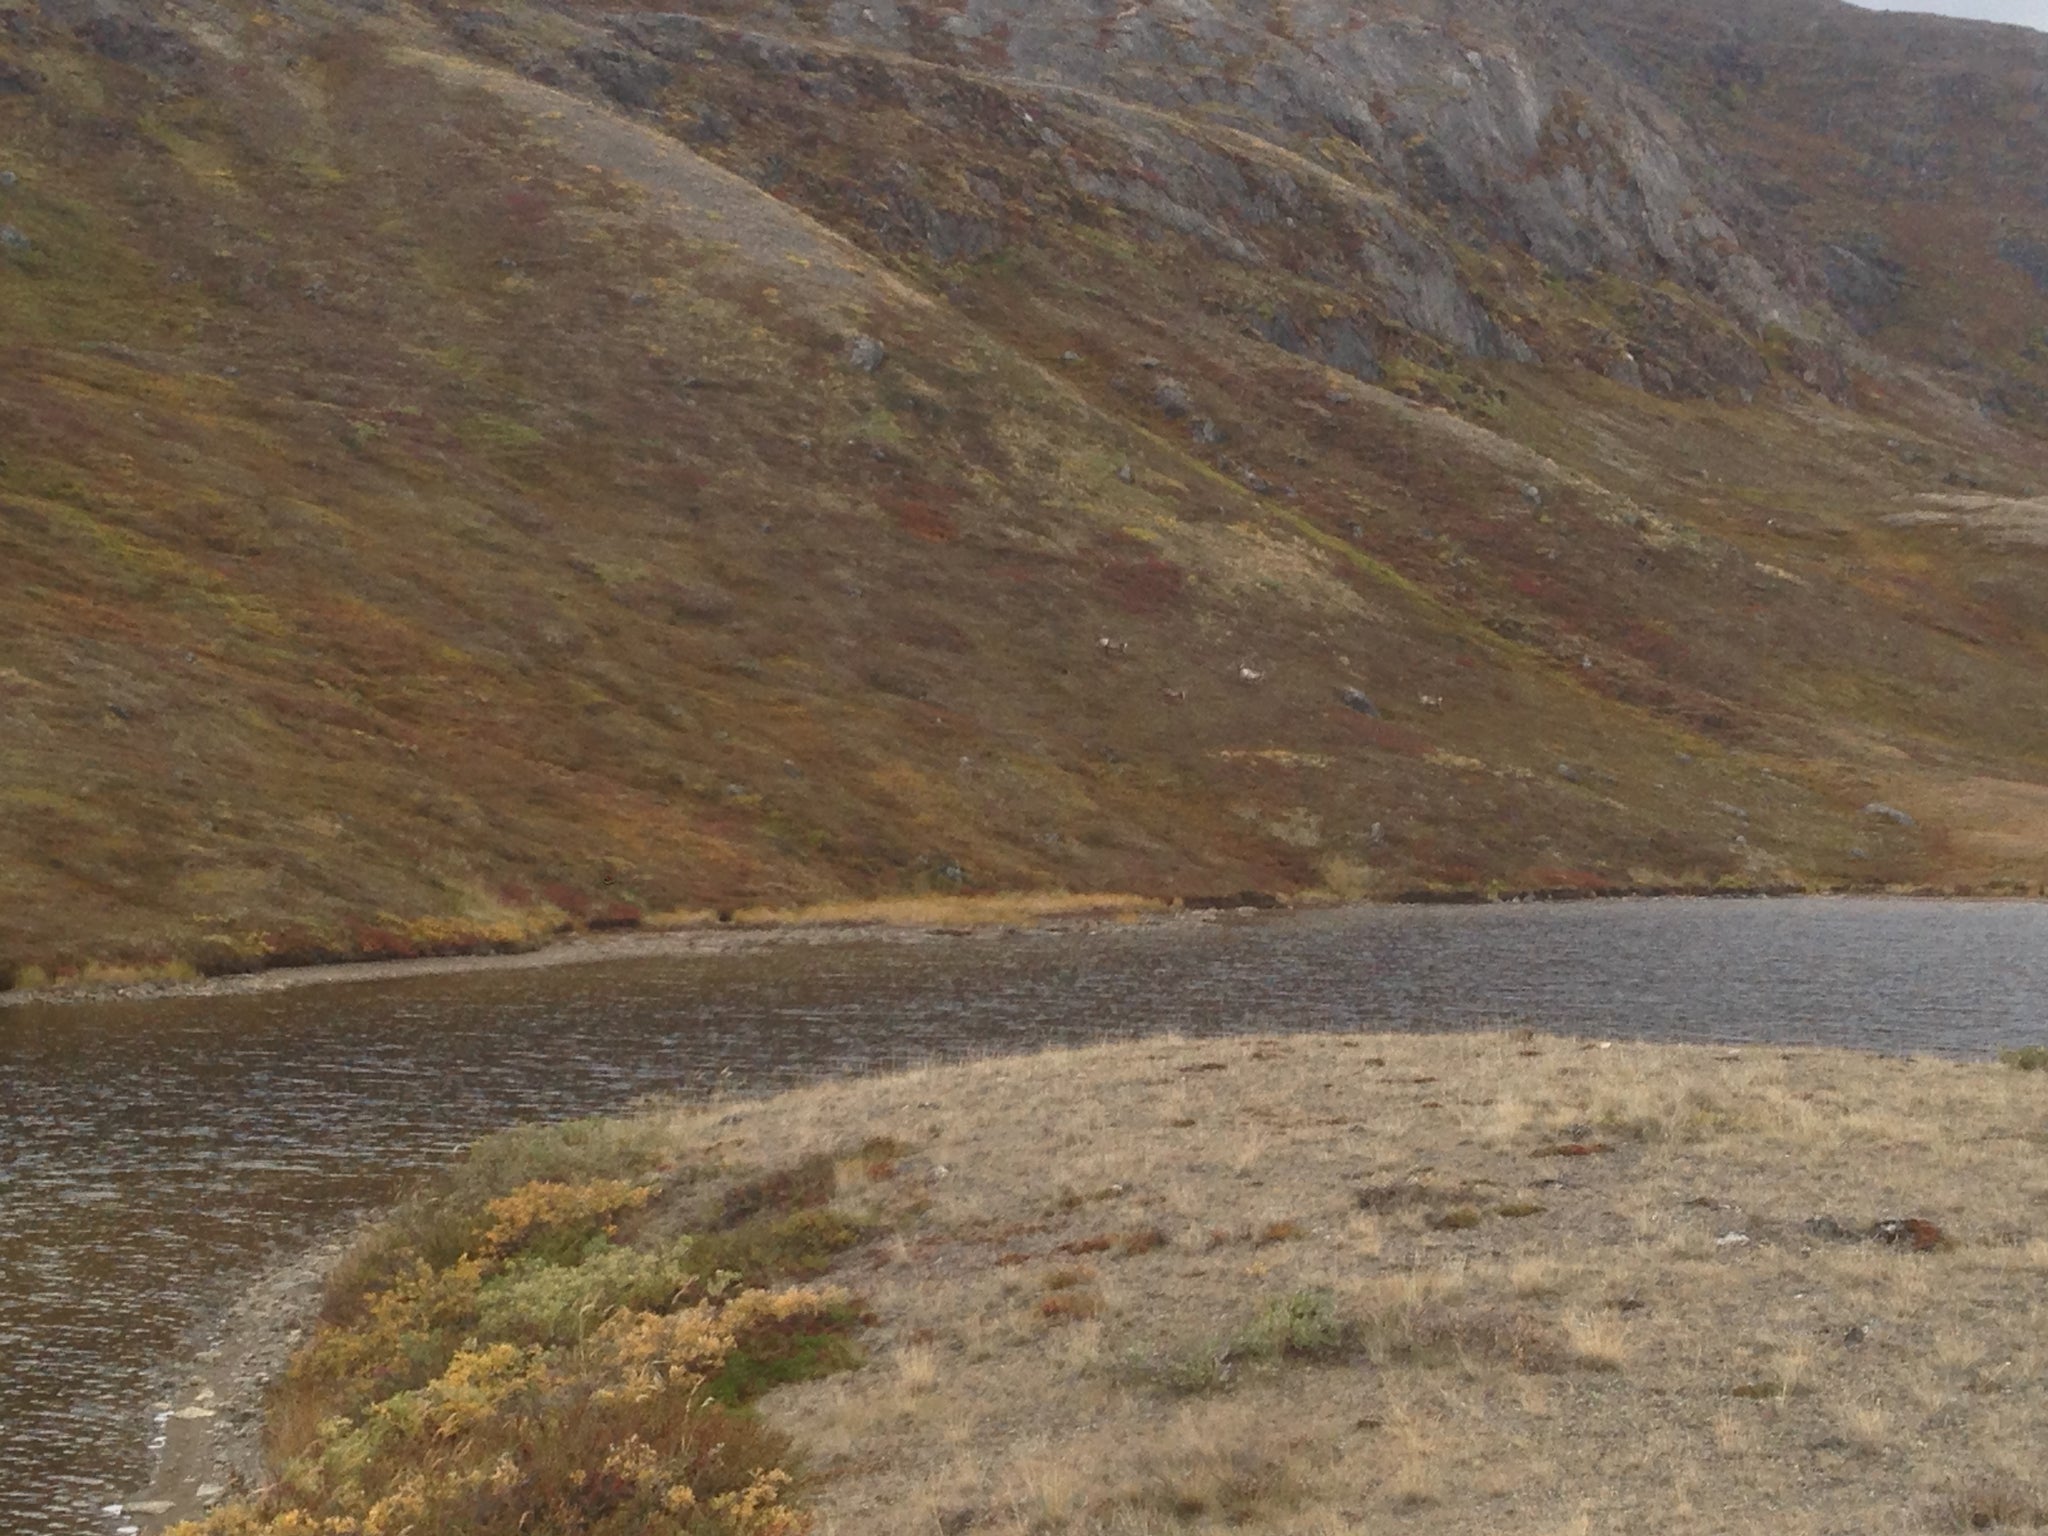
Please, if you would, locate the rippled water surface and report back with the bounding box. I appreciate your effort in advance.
[6,897,2048,1533]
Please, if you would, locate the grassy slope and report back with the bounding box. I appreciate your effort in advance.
[177,1034,2048,1535]
[3,0,2047,981]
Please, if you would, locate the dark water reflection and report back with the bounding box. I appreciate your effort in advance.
[5,897,2048,1533]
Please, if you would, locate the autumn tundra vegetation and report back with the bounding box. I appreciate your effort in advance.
[8,0,2048,987]
[169,1033,2048,1536]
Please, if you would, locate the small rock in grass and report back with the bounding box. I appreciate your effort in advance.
[0,224,29,251]
[1153,378,1194,417]
[1862,802,1915,827]
[845,334,887,372]
[1339,687,1379,717]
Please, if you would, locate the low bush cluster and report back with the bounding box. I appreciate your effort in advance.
[172,1126,874,1536]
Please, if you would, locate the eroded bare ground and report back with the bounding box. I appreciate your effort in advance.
[690,1034,2048,1535]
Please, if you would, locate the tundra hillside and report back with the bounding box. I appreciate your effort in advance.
[167,1034,2048,1535]
[5,0,2048,980]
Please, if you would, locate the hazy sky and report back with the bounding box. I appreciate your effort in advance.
[1846,0,2048,28]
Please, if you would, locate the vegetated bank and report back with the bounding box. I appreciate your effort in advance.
[0,893,1174,1007]
[165,1033,2048,1536]
[20,878,2048,1009]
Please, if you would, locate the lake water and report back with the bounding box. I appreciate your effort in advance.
[5,897,2047,1534]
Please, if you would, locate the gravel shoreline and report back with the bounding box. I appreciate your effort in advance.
[2,914,1157,1013]
[116,1226,361,1536]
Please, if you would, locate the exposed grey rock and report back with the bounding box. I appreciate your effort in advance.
[1862,802,1915,827]
[1822,237,1907,334]
[846,334,887,372]
[40,0,195,70]
[1251,309,1382,383]
[0,224,29,252]
[1153,377,1194,418]
[572,44,672,111]
[1339,687,1380,717]
[1556,762,1584,783]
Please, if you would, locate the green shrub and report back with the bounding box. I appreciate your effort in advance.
[1999,1046,2048,1072]
[686,1207,868,1285]
[475,1237,702,1346]
[1238,1289,1352,1361]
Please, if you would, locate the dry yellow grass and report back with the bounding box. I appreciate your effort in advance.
[629,1032,2048,1535]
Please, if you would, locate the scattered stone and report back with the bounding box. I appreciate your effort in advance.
[169,1405,217,1420]
[0,171,16,188]
[1521,483,1544,506]
[126,1501,175,1518]
[1153,377,1194,417]
[845,334,887,372]
[196,1484,226,1504]
[1191,417,1223,444]
[1715,1231,1751,1248]
[1060,349,1081,364]
[1862,802,1915,827]
[1555,762,1584,784]
[1843,1323,1870,1346]
[1137,355,1163,369]
[1116,461,1134,484]
[1339,687,1380,717]
[0,224,29,251]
